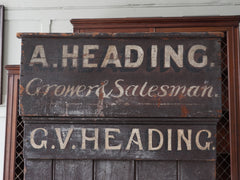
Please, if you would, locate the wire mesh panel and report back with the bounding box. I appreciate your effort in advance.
[15,80,24,180]
[216,35,231,180]
[14,115,24,180]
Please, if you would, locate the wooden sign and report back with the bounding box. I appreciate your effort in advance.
[19,33,222,118]
[24,123,216,160]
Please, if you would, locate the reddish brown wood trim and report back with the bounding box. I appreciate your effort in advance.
[231,26,240,180]
[235,26,240,180]
[71,16,240,180]
[71,16,240,31]
[4,65,20,180]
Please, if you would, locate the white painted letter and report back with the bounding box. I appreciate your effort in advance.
[111,79,124,98]
[101,45,122,68]
[55,128,73,150]
[125,45,144,68]
[177,129,192,151]
[29,45,48,67]
[83,45,99,68]
[30,128,48,149]
[105,128,121,150]
[188,45,208,68]
[81,128,99,150]
[148,129,163,150]
[195,130,212,150]
[62,45,79,68]
[126,128,143,150]
[164,45,183,68]
[25,78,42,96]
[168,129,172,151]
[151,45,158,68]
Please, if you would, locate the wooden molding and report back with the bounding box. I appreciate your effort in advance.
[4,65,20,180]
[71,16,240,32]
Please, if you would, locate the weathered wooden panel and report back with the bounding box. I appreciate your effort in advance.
[136,160,177,180]
[24,123,217,160]
[25,160,52,180]
[179,160,215,180]
[19,33,222,118]
[94,160,134,180]
[54,160,93,180]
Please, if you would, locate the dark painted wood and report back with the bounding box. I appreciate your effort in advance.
[136,161,177,180]
[179,160,216,180]
[24,123,217,160]
[25,160,52,180]
[94,160,134,180]
[19,33,222,118]
[54,160,93,180]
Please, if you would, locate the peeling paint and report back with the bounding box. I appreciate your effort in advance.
[181,105,189,117]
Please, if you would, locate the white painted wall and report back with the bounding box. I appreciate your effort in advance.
[1,0,240,179]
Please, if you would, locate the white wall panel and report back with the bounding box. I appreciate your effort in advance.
[4,20,40,65]
[5,5,240,21]
[1,0,234,9]
[50,20,73,33]
[0,117,6,180]
[234,0,240,4]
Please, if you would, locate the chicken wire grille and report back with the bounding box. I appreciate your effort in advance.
[216,35,231,180]
[14,115,24,180]
[13,36,231,180]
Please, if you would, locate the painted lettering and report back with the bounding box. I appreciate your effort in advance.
[55,128,73,150]
[81,128,99,150]
[62,45,79,68]
[177,129,192,151]
[29,45,49,67]
[188,45,208,68]
[101,45,122,68]
[126,128,143,150]
[30,128,48,149]
[148,129,163,150]
[83,45,99,68]
[105,128,121,150]
[195,129,212,150]
[164,45,183,68]
[125,45,144,68]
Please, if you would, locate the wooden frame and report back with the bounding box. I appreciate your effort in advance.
[3,16,240,180]
[0,5,4,104]
[71,16,240,180]
[4,65,20,180]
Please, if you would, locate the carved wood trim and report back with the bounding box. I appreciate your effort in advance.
[4,65,20,180]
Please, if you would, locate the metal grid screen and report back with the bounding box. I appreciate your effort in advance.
[14,115,24,180]
[216,36,231,180]
[14,37,231,180]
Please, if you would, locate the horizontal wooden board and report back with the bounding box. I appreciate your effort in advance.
[19,33,222,118]
[24,123,216,160]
